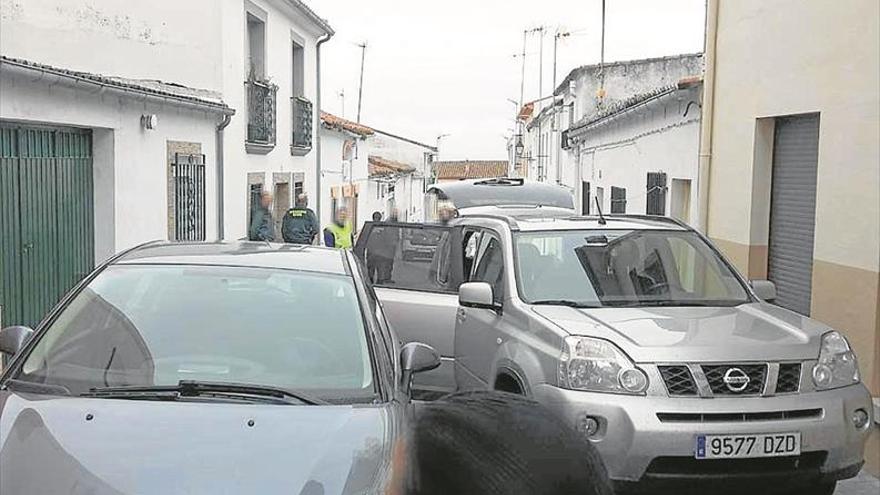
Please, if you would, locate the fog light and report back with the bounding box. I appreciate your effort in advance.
[579,415,601,437]
[852,408,869,429]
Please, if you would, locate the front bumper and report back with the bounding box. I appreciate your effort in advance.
[533,382,873,487]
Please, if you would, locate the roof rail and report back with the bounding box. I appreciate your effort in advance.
[472,177,525,186]
[561,214,692,229]
[603,214,693,230]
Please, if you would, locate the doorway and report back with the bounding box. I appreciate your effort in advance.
[767,114,820,316]
[0,123,95,328]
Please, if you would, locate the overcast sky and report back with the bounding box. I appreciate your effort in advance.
[317,0,706,160]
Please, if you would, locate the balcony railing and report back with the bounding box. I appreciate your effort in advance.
[291,96,313,155]
[246,79,277,152]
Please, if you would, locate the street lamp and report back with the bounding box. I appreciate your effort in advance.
[515,135,524,157]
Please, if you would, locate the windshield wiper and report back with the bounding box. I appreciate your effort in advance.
[529,299,600,308]
[604,300,746,308]
[82,380,327,405]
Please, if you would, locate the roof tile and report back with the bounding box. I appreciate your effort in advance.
[433,160,509,180]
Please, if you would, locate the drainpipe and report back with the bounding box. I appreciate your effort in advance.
[215,113,232,241]
[697,0,719,233]
[315,32,334,229]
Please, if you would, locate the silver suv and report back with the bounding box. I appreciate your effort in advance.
[354,209,873,494]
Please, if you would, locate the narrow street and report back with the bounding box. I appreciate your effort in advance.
[0,0,878,494]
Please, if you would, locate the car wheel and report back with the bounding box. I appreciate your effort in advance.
[494,374,523,395]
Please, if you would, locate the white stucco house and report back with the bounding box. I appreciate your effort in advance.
[0,0,331,327]
[518,53,704,222]
[319,112,436,231]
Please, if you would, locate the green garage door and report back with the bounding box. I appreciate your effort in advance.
[0,123,94,328]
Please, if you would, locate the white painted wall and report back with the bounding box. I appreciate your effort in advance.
[218,0,325,240]
[576,87,701,224]
[0,70,220,262]
[0,0,222,92]
[317,128,368,230]
[522,54,703,197]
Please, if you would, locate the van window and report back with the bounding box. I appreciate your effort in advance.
[471,235,505,304]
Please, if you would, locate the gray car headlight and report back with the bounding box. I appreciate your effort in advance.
[812,331,860,390]
[558,336,648,395]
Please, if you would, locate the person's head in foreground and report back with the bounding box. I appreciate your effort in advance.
[391,391,613,495]
[372,211,383,222]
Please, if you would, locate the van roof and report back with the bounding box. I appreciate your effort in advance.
[427,178,575,210]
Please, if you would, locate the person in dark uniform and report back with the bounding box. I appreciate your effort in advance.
[366,212,398,284]
[366,212,384,282]
[248,191,274,241]
[281,194,319,245]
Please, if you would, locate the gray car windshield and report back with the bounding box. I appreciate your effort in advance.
[14,265,375,402]
[515,230,750,307]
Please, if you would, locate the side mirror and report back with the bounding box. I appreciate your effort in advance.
[0,326,34,356]
[400,342,441,395]
[750,280,777,302]
[459,282,498,310]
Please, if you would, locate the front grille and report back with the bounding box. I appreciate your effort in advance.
[656,408,823,423]
[645,451,826,476]
[659,365,698,396]
[702,364,767,395]
[775,363,801,394]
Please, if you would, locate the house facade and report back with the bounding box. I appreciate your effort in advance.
[700,0,879,472]
[518,53,703,218]
[319,112,436,231]
[0,0,330,327]
[567,77,702,222]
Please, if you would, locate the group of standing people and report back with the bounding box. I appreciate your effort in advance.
[247,192,353,248]
[249,192,405,285]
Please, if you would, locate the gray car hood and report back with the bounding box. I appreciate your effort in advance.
[0,392,396,495]
[532,302,831,362]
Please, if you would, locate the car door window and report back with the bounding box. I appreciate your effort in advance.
[462,229,483,278]
[471,234,505,303]
[353,222,452,293]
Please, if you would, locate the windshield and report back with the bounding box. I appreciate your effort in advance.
[13,265,375,402]
[515,230,750,307]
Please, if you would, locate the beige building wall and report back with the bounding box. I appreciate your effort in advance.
[703,0,879,474]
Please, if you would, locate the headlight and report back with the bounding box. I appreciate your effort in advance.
[558,336,648,395]
[812,331,860,390]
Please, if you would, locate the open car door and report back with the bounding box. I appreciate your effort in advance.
[354,222,461,398]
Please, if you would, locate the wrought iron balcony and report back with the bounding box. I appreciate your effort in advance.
[245,79,277,153]
[291,96,313,155]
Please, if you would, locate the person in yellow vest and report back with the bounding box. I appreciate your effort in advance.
[323,206,354,249]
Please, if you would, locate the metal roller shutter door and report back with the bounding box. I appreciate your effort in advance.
[767,114,819,316]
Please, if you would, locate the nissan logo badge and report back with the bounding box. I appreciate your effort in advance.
[722,367,750,392]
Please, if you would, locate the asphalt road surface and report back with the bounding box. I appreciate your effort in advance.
[836,470,879,494]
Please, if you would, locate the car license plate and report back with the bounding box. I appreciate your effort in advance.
[695,433,801,459]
